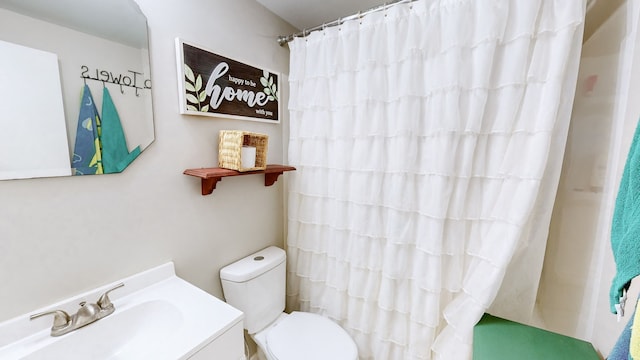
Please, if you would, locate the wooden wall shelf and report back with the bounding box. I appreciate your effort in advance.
[183,164,296,195]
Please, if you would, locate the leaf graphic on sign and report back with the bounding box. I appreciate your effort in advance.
[185,64,195,83]
[186,94,199,104]
[259,71,278,103]
[184,65,209,112]
[195,75,202,91]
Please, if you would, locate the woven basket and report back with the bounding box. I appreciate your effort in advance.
[218,130,268,172]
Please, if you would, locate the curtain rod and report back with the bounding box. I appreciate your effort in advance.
[277,0,416,46]
[277,0,592,46]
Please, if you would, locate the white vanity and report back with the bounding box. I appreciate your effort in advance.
[0,263,245,359]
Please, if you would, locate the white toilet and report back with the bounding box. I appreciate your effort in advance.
[220,246,358,360]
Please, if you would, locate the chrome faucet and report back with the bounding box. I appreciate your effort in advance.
[30,283,124,337]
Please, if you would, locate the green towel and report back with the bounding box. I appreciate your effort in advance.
[611,119,640,314]
[100,87,141,174]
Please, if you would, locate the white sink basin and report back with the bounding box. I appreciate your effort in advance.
[23,300,183,360]
[0,263,244,360]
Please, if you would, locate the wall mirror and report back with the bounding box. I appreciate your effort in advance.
[0,0,154,180]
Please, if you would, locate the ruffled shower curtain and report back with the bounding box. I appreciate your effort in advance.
[286,1,585,359]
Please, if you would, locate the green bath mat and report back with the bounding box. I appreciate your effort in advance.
[473,313,600,360]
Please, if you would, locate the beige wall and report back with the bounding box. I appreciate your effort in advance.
[537,1,640,355]
[0,0,296,322]
[583,0,624,43]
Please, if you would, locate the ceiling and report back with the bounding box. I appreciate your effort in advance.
[256,0,387,31]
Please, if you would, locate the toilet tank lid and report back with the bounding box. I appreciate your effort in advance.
[220,246,286,283]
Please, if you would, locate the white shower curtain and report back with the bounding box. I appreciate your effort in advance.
[286,1,585,359]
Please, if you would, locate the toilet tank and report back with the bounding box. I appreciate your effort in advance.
[220,246,286,334]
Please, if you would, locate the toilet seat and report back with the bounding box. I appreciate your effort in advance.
[265,312,357,360]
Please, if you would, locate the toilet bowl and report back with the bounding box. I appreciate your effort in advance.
[220,246,358,360]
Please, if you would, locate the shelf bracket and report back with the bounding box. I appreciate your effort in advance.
[201,177,222,195]
[265,171,283,187]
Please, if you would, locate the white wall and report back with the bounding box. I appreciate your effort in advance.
[0,40,70,180]
[0,0,296,322]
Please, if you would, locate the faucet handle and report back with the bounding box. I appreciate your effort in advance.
[30,310,71,331]
[97,283,124,310]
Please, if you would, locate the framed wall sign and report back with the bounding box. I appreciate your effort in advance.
[175,38,280,123]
